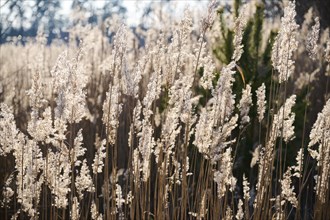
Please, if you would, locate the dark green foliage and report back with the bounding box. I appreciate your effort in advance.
[213,8,234,65]
[210,2,315,197]
[212,2,272,174]
[234,0,241,18]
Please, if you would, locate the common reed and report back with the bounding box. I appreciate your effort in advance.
[0,1,329,220]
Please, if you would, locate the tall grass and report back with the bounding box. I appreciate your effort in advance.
[0,1,329,220]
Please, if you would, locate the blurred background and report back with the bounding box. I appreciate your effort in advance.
[1,0,329,45]
[0,0,207,44]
